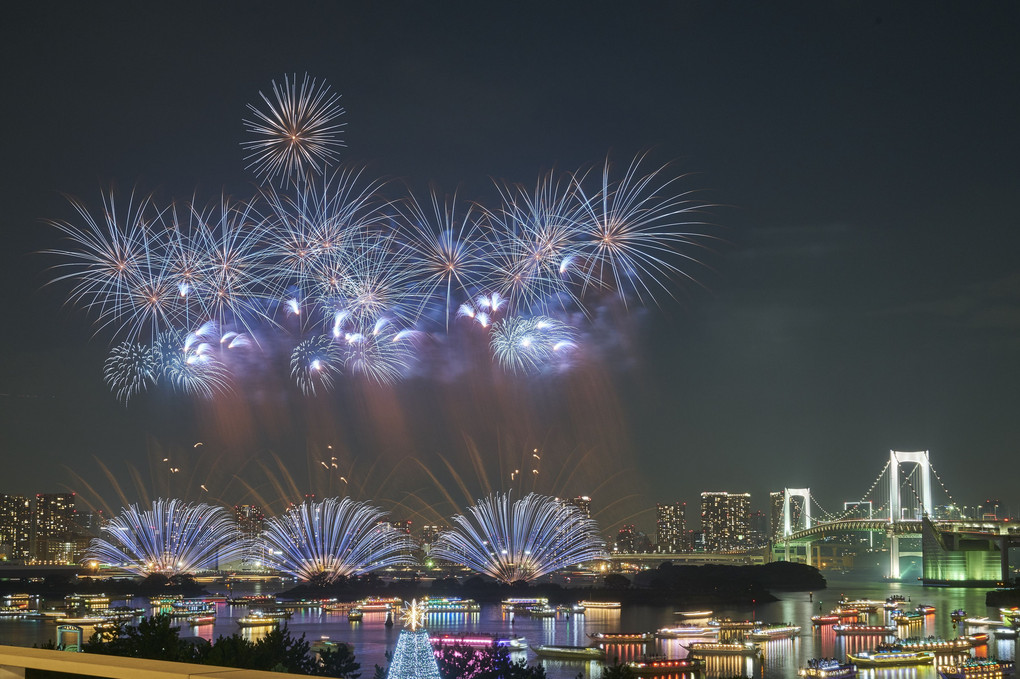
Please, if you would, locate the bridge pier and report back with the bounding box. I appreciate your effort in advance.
[889,534,900,580]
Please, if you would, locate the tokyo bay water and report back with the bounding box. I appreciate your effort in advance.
[0,574,1015,678]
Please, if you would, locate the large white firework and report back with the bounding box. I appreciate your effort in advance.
[104,341,158,403]
[242,73,347,185]
[430,492,606,584]
[290,334,342,395]
[260,497,416,583]
[85,498,246,576]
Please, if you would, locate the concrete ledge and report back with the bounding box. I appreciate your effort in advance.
[0,646,307,679]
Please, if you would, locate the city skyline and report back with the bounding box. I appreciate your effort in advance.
[2,3,1019,514]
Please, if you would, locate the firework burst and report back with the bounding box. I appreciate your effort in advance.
[242,73,347,186]
[431,492,606,584]
[490,315,578,374]
[260,497,416,583]
[104,341,158,403]
[85,498,245,576]
[291,334,341,395]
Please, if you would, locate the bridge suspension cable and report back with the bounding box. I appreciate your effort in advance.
[927,459,957,506]
[815,459,891,523]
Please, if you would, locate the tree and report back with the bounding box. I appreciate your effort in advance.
[434,644,546,679]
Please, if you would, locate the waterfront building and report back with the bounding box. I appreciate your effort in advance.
[32,493,79,563]
[655,502,686,552]
[234,504,265,567]
[0,495,32,561]
[700,491,751,552]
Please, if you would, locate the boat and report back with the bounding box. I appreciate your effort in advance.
[169,599,216,617]
[846,650,935,668]
[625,657,704,675]
[893,612,924,624]
[237,610,289,627]
[964,617,1007,628]
[356,597,403,612]
[322,601,357,613]
[838,598,883,612]
[994,628,1018,639]
[53,615,106,625]
[674,609,712,618]
[187,614,216,625]
[747,624,802,641]
[878,634,988,652]
[812,614,840,626]
[937,659,1014,678]
[885,594,910,609]
[685,641,762,657]
[530,644,606,661]
[656,625,717,638]
[502,597,549,611]
[833,624,896,636]
[431,634,527,651]
[589,631,655,643]
[578,600,621,609]
[951,609,967,622]
[917,604,937,615]
[421,597,481,613]
[226,595,277,606]
[0,606,24,617]
[710,619,762,631]
[523,604,556,618]
[347,609,363,622]
[799,659,858,678]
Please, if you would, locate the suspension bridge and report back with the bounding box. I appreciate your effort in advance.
[777,450,1020,584]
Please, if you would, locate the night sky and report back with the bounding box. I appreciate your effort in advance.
[2,2,1019,528]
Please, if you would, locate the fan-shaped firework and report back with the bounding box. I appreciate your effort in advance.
[291,334,341,395]
[85,498,245,576]
[490,315,578,374]
[104,341,158,403]
[242,73,347,185]
[431,492,606,584]
[260,497,415,583]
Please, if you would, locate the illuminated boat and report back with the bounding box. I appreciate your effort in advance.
[964,617,1007,628]
[674,609,713,618]
[937,659,1015,678]
[846,650,935,667]
[502,597,548,611]
[530,645,607,661]
[356,597,403,612]
[555,604,587,615]
[747,624,802,641]
[625,657,704,675]
[811,614,840,626]
[226,595,277,606]
[879,634,988,652]
[951,609,967,622]
[322,602,357,613]
[892,612,924,624]
[1001,607,1020,625]
[169,599,216,617]
[65,594,111,610]
[917,604,937,615]
[578,600,621,609]
[53,615,106,625]
[347,608,363,622]
[685,641,762,657]
[523,604,556,618]
[431,634,527,651]
[237,610,289,627]
[798,659,858,678]
[0,606,24,616]
[187,614,216,625]
[656,625,717,638]
[589,631,655,643]
[884,594,909,609]
[837,598,883,612]
[833,623,896,636]
[421,597,481,613]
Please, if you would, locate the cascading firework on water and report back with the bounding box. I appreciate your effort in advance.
[259,497,416,583]
[85,498,246,576]
[430,491,607,584]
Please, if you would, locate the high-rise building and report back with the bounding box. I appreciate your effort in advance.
[32,493,79,563]
[419,525,441,548]
[656,502,686,552]
[567,496,592,519]
[390,520,412,534]
[769,491,784,541]
[700,491,751,552]
[235,504,265,566]
[615,524,636,554]
[0,495,32,561]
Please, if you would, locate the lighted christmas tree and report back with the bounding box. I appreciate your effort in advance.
[387,599,441,679]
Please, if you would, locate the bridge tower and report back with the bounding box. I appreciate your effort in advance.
[782,488,811,564]
[888,450,932,579]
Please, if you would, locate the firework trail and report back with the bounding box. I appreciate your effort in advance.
[242,73,347,186]
[260,497,416,582]
[430,491,606,584]
[86,498,245,576]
